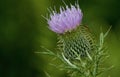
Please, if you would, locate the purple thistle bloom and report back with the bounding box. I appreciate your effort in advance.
[47,3,83,34]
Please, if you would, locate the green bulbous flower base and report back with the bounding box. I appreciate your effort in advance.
[58,25,96,60]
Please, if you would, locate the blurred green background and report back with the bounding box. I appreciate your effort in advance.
[0,0,120,77]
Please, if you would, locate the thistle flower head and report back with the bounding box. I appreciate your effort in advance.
[48,3,83,34]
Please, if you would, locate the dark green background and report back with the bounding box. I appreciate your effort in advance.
[0,0,120,77]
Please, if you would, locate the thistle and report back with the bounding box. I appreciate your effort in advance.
[47,3,95,61]
[40,1,112,77]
